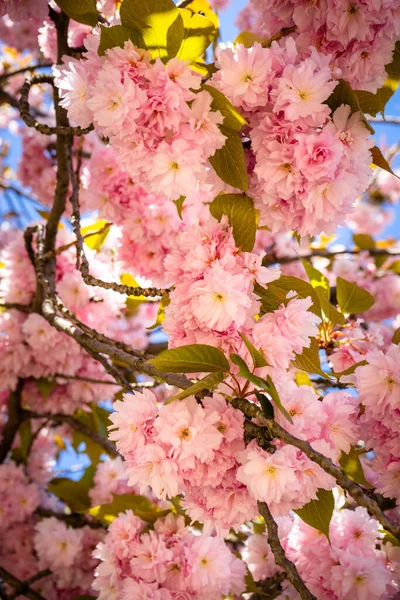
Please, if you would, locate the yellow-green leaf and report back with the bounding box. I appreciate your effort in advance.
[353,233,375,249]
[81,220,111,251]
[148,344,230,373]
[392,327,400,345]
[147,295,170,330]
[56,0,99,26]
[210,193,256,251]
[202,84,247,131]
[339,447,373,488]
[98,24,142,56]
[209,126,248,192]
[294,488,334,540]
[168,371,225,401]
[177,3,218,63]
[239,333,268,368]
[291,338,331,380]
[49,467,95,512]
[370,146,399,178]
[89,493,170,524]
[336,276,375,313]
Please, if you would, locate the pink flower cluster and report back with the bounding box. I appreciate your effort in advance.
[0,462,40,530]
[34,517,103,591]
[109,383,360,531]
[245,507,399,600]
[241,0,400,93]
[238,381,359,515]
[56,38,226,200]
[109,389,256,534]
[92,511,246,599]
[355,344,400,502]
[212,40,373,235]
[163,216,280,351]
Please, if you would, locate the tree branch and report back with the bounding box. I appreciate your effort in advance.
[0,379,24,463]
[232,398,400,539]
[0,64,53,83]
[23,409,119,458]
[66,143,170,298]
[258,501,316,600]
[19,74,93,137]
[8,571,51,600]
[263,248,400,266]
[0,568,46,600]
[36,507,106,529]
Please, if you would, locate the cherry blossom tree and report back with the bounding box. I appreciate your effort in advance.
[1,0,400,599]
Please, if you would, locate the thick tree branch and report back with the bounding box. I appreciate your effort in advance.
[0,568,46,600]
[0,379,24,463]
[258,501,316,600]
[232,398,400,539]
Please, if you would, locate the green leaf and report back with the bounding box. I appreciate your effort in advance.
[89,493,170,524]
[339,447,373,488]
[392,328,400,345]
[314,287,345,326]
[72,406,113,464]
[332,359,367,378]
[120,0,183,60]
[234,31,266,48]
[336,276,375,313]
[35,378,56,401]
[245,570,261,594]
[353,233,375,249]
[382,530,400,547]
[98,24,142,56]
[255,391,275,419]
[11,420,33,464]
[255,275,322,318]
[177,5,218,63]
[370,146,399,178]
[326,79,374,133]
[295,488,334,540]
[147,296,170,330]
[173,195,186,220]
[49,467,95,512]
[230,354,292,423]
[81,220,111,251]
[388,260,400,274]
[168,372,225,401]
[355,84,397,118]
[209,193,256,251]
[55,0,99,26]
[240,333,268,368]
[202,84,247,131]
[209,126,248,192]
[301,259,329,297]
[292,338,330,380]
[148,344,230,373]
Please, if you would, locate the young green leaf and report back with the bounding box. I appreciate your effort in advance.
[81,219,111,251]
[146,296,170,330]
[56,0,99,26]
[339,447,373,488]
[294,488,334,540]
[176,6,217,63]
[209,126,248,192]
[168,372,225,401]
[210,193,256,251]
[49,467,95,512]
[148,344,230,373]
[98,24,142,56]
[239,333,268,368]
[35,378,57,401]
[291,338,331,380]
[336,276,375,313]
[173,196,186,220]
[120,0,183,60]
[202,84,247,131]
[90,493,170,524]
[393,328,400,345]
[370,146,399,178]
[230,354,292,423]
[353,233,375,250]
[255,391,275,419]
[301,259,330,297]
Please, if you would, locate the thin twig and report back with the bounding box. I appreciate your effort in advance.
[0,63,52,83]
[23,409,118,458]
[19,74,93,136]
[0,567,46,600]
[258,501,316,600]
[66,143,170,298]
[263,248,400,266]
[8,570,51,600]
[0,303,31,313]
[36,507,106,529]
[369,115,400,125]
